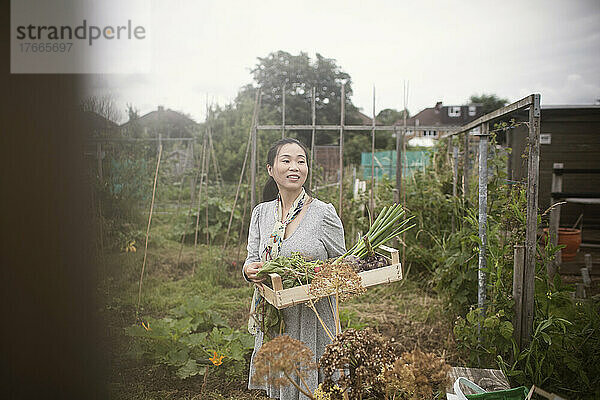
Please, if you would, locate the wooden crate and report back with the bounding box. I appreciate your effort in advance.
[258,245,402,309]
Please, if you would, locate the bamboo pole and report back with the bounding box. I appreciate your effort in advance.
[250,91,262,209]
[256,124,449,132]
[136,144,163,314]
[310,87,316,190]
[173,140,193,221]
[223,91,260,250]
[205,136,211,246]
[282,83,286,139]
[394,125,400,204]
[193,131,207,272]
[371,86,376,213]
[401,81,408,267]
[338,83,345,216]
[177,149,200,267]
[208,127,222,189]
[236,186,250,262]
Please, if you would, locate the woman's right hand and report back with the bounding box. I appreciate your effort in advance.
[244,261,266,286]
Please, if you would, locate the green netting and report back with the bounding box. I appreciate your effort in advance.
[361,150,429,180]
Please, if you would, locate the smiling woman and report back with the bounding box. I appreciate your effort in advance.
[242,138,346,399]
[263,139,310,204]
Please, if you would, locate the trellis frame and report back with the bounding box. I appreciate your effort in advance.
[442,94,541,346]
[250,85,461,218]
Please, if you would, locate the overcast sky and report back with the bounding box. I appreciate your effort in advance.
[85,0,600,124]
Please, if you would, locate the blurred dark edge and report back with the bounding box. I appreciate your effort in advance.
[1,3,108,399]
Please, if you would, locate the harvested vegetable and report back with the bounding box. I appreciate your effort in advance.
[257,203,414,290]
[343,253,390,272]
[256,253,322,289]
[342,203,414,260]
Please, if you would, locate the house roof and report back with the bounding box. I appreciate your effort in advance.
[121,106,199,129]
[82,111,119,130]
[404,102,482,127]
[120,106,199,137]
[82,111,120,138]
[355,111,383,125]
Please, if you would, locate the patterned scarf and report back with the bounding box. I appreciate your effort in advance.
[248,188,307,335]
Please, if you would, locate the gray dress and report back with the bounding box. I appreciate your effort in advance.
[243,198,346,400]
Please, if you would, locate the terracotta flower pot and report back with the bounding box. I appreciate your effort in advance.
[557,228,582,261]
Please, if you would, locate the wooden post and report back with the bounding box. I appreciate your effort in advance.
[581,267,592,287]
[549,162,564,277]
[523,94,541,346]
[575,283,586,299]
[96,142,103,180]
[339,83,345,216]
[463,131,470,203]
[310,87,316,190]
[477,123,490,324]
[371,86,376,213]
[96,141,104,251]
[506,129,513,182]
[513,244,525,350]
[452,145,458,233]
[585,253,592,273]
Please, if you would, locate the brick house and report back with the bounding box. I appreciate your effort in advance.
[402,101,484,140]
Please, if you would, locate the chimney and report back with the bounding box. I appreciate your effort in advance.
[435,101,443,110]
[157,105,164,112]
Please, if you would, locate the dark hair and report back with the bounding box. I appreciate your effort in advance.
[262,138,313,202]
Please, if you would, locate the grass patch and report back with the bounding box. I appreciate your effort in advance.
[99,227,460,399]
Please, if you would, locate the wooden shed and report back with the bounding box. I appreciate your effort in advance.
[314,145,340,183]
[506,105,600,240]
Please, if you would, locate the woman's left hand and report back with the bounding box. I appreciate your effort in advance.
[244,261,265,287]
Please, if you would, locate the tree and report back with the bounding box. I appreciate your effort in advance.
[376,108,409,125]
[210,51,365,183]
[123,103,144,138]
[468,93,509,115]
[250,51,361,145]
[80,94,122,123]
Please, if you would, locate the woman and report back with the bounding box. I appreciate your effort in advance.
[242,138,346,399]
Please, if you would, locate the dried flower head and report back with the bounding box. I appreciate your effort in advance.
[252,335,317,392]
[313,382,344,400]
[382,348,451,399]
[309,261,366,302]
[319,328,400,399]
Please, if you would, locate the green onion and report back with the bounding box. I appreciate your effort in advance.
[339,203,415,260]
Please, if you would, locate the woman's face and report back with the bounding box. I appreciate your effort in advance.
[267,143,308,193]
